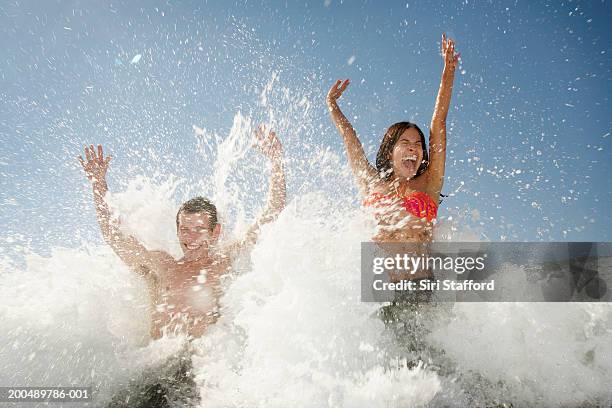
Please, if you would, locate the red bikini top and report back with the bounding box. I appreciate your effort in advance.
[363,190,438,222]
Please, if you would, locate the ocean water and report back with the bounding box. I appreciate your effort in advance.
[1,114,611,408]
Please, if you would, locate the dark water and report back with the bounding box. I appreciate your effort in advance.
[104,347,198,408]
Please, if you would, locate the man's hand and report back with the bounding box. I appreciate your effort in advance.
[78,144,111,183]
[253,125,282,160]
[441,33,460,71]
[327,79,350,107]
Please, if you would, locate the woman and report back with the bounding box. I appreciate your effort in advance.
[327,34,459,247]
[327,34,459,365]
[328,36,460,363]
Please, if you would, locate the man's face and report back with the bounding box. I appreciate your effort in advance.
[177,211,220,260]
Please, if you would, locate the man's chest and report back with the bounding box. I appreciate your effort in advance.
[152,258,231,305]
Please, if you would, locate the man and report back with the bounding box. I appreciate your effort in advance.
[79,126,286,340]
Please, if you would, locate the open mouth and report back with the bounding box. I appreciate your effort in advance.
[402,155,418,168]
[184,243,202,250]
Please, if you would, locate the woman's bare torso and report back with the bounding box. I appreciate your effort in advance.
[370,196,435,243]
[366,179,438,280]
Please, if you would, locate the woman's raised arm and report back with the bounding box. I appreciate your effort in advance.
[427,34,459,195]
[327,79,378,195]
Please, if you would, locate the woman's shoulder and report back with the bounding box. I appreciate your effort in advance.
[363,181,393,201]
[365,177,395,195]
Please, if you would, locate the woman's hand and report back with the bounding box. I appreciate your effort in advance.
[441,33,460,71]
[326,79,350,106]
[78,144,111,183]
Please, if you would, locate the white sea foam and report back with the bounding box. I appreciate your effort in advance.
[190,194,442,407]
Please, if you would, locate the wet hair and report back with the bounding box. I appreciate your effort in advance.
[376,121,428,181]
[176,197,218,231]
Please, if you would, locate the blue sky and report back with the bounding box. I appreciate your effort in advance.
[1,0,611,258]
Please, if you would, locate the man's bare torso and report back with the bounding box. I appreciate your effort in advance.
[138,250,232,339]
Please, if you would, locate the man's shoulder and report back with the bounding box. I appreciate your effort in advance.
[138,250,175,273]
[214,242,240,263]
[137,250,175,282]
[148,250,175,264]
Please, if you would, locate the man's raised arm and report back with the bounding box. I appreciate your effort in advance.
[225,127,286,257]
[78,145,161,277]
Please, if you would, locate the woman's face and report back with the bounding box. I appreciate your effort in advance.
[390,128,423,180]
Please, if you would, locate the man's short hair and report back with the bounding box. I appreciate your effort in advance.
[176,197,218,231]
